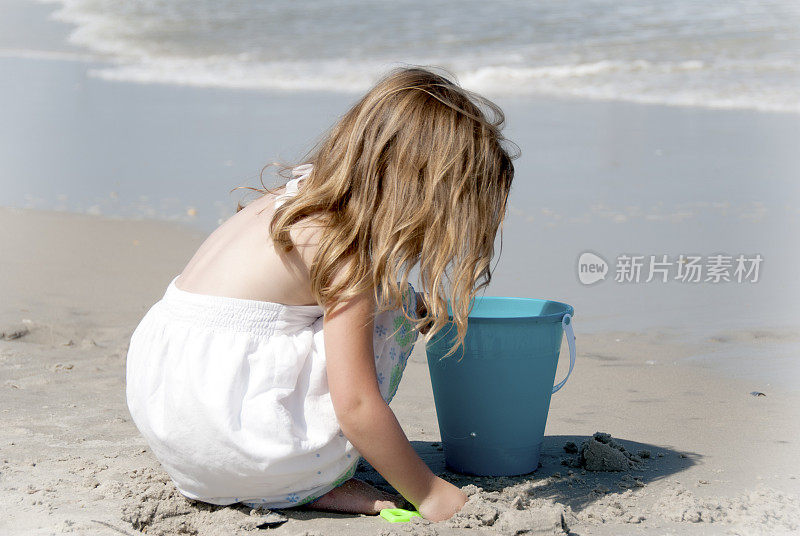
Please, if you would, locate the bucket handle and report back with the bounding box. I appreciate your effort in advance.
[552,313,576,394]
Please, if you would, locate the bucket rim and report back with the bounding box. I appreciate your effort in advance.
[443,296,574,322]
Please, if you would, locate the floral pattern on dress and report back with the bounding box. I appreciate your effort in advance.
[376,283,418,404]
[393,313,416,348]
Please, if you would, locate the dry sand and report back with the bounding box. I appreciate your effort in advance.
[1,206,799,535]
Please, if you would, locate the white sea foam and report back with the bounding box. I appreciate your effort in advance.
[33,0,800,113]
[76,57,800,114]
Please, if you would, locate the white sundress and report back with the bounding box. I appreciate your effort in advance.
[125,163,419,509]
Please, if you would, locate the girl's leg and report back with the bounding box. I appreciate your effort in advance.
[304,478,404,515]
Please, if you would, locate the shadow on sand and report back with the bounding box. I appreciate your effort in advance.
[284,434,699,523]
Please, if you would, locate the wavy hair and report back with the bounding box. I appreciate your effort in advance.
[236,65,518,360]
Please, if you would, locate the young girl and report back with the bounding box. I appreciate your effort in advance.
[125,66,516,522]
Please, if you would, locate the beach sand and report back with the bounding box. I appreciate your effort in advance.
[1,206,798,535]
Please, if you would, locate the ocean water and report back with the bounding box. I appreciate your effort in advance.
[10,0,799,113]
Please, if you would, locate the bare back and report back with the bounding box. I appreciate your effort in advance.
[176,188,320,307]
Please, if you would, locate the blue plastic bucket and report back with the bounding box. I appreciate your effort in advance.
[425,297,576,476]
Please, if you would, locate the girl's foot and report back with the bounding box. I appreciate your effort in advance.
[305,478,403,515]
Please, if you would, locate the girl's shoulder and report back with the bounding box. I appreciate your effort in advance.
[286,212,329,274]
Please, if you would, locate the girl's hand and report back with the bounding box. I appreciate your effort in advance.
[417,476,468,522]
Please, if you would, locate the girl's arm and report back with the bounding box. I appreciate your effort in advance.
[287,219,466,520]
[323,285,467,520]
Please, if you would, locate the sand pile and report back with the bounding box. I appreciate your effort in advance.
[114,467,287,535]
[562,432,645,471]
[446,483,568,535]
[379,481,569,536]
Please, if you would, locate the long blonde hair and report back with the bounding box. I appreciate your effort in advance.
[237,66,518,359]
